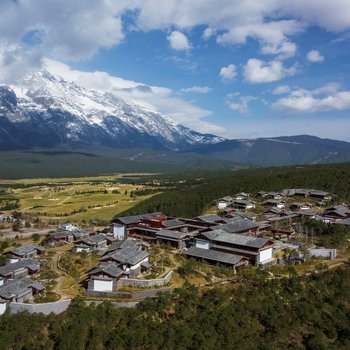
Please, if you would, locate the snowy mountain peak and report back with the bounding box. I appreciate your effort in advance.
[0,70,223,150]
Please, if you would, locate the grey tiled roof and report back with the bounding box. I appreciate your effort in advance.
[309,190,330,196]
[105,239,142,254]
[114,212,164,225]
[0,259,40,277]
[322,206,350,218]
[233,199,254,205]
[202,229,269,249]
[101,247,149,265]
[156,229,187,240]
[196,214,223,223]
[6,244,44,256]
[78,234,106,246]
[89,263,124,278]
[337,217,350,226]
[264,207,283,214]
[218,196,234,202]
[211,218,258,233]
[185,247,244,265]
[162,219,184,228]
[0,279,44,299]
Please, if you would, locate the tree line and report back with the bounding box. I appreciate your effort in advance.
[117,163,350,218]
[0,265,350,349]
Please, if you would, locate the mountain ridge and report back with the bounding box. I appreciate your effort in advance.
[0,70,223,150]
[1,71,350,168]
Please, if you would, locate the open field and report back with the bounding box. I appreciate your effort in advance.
[0,174,160,223]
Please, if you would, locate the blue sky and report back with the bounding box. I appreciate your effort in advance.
[1,1,350,140]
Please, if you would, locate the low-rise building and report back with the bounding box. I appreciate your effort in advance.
[232,199,256,210]
[88,263,126,292]
[4,244,45,263]
[155,229,191,249]
[0,279,45,302]
[321,206,350,222]
[185,247,249,270]
[74,234,108,253]
[196,214,226,224]
[268,192,285,200]
[309,190,332,200]
[210,217,260,235]
[100,247,149,277]
[290,202,312,211]
[264,199,285,209]
[0,259,40,283]
[216,196,234,210]
[195,229,274,266]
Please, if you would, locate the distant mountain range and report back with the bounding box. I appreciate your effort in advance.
[0,71,222,151]
[188,135,350,166]
[1,71,350,170]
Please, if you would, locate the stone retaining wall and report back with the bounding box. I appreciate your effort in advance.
[9,299,71,315]
[86,287,172,299]
[116,271,173,289]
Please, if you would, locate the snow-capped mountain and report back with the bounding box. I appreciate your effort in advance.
[0,71,223,150]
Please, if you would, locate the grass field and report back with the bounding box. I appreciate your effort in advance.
[0,174,160,223]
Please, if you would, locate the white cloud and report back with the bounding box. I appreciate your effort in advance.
[203,27,215,40]
[260,41,297,60]
[272,83,350,113]
[0,0,125,60]
[0,44,43,84]
[307,50,324,62]
[225,92,256,113]
[243,58,297,83]
[167,31,191,50]
[0,0,350,82]
[217,20,302,59]
[42,59,224,135]
[272,85,291,95]
[219,64,237,81]
[181,86,211,94]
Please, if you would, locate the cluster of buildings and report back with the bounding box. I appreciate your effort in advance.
[87,239,149,293]
[0,186,345,306]
[0,244,46,313]
[49,221,151,294]
[217,189,333,213]
[216,188,350,226]
[111,212,275,271]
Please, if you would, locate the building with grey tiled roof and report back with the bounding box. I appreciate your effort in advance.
[196,214,226,224]
[74,234,108,253]
[211,217,259,235]
[0,259,40,281]
[88,239,150,292]
[89,263,124,279]
[4,244,45,261]
[155,229,190,249]
[161,218,185,228]
[0,279,44,302]
[195,229,274,266]
[185,247,249,269]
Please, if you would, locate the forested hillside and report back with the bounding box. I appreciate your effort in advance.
[119,163,350,218]
[0,266,349,349]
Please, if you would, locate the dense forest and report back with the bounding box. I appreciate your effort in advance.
[118,163,350,218]
[0,266,350,349]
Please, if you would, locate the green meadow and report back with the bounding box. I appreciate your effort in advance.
[0,174,159,223]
